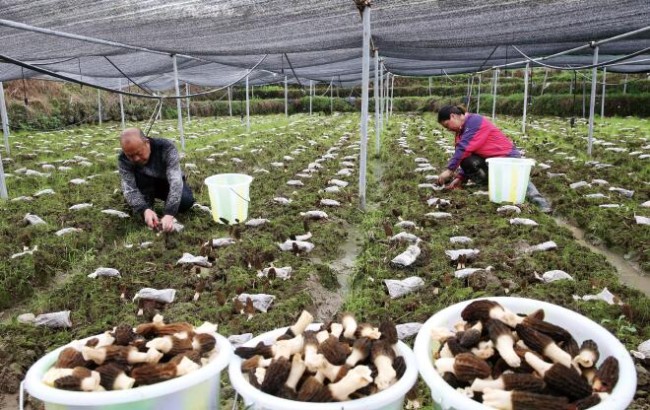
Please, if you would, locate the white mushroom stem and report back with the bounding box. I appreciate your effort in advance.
[290,310,313,336]
[494,334,521,368]
[543,343,573,369]
[524,352,552,377]
[274,334,304,359]
[472,340,495,360]
[330,323,344,338]
[374,354,397,390]
[79,375,101,392]
[471,377,504,392]
[574,350,598,368]
[500,310,524,328]
[146,336,174,353]
[482,388,514,410]
[582,367,597,384]
[359,325,381,339]
[318,358,346,382]
[434,358,456,375]
[342,314,358,339]
[285,354,306,391]
[430,326,454,343]
[304,343,322,372]
[328,365,373,401]
[439,342,454,359]
[254,367,266,385]
[176,356,201,376]
[113,372,136,390]
[43,368,74,386]
[316,330,330,344]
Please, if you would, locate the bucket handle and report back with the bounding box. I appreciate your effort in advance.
[229,187,250,203]
[19,380,24,410]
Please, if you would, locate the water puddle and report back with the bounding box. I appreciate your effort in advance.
[554,217,650,296]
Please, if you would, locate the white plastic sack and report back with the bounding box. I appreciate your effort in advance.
[384,277,425,299]
[635,215,650,225]
[395,220,417,229]
[426,212,452,219]
[300,210,328,219]
[273,197,293,205]
[24,213,46,225]
[55,227,82,237]
[396,323,423,340]
[569,181,591,190]
[320,199,341,207]
[177,253,212,267]
[34,311,72,328]
[257,266,292,280]
[454,268,486,279]
[287,180,304,187]
[88,267,120,279]
[278,239,315,253]
[599,204,621,208]
[510,218,538,226]
[535,270,573,283]
[246,218,270,227]
[391,245,421,268]
[133,288,176,303]
[236,293,276,313]
[584,193,608,199]
[69,203,93,210]
[34,189,55,197]
[445,249,480,261]
[449,236,473,244]
[497,205,521,214]
[228,333,254,348]
[10,245,38,259]
[101,209,130,218]
[192,203,212,214]
[609,187,634,198]
[328,179,348,187]
[390,232,420,244]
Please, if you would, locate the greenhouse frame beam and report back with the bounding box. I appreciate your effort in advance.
[379,64,384,130]
[0,150,7,199]
[601,67,606,118]
[228,86,233,116]
[309,80,313,116]
[118,79,125,129]
[245,75,250,132]
[522,62,529,134]
[389,73,395,118]
[359,4,371,211]
[284,76,288,117]
[587,46,599,156]
[491,68,498,120]
[330,77,334,115]
[0,82,10,155]
[476,74,481,114]
[186,83,191,124]
[374,49,380,157]
[97,90,102,125]
[172,55,185,151]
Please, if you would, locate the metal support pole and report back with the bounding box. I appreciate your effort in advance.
[309,80,313,115]
[330,77,334,115]
[185,83,191,123]
[476,74,481,114]
[228,86,233,116]
[522,62,529,134]
[0,82,10,155]
[97,89,102,125]
[245,75,250,132]
[384,72,389,125]
[0,150,7,199]
[466,76,472,109]
[250,85,253,99]
[582,77,586,118]
[540,68,549,95]
[587,46,599,156]
[284,76,288,117]
[491,69,499,120]
[428,77,432,96]
[374,49,380,157]
[379,66,384,130]
[359,5,371,210]
[157,94,162,120]
[118,79,125,129]
[172,55,185,150]
[600,67,606,118]
[623,74,628,94]
[389,74,395,118]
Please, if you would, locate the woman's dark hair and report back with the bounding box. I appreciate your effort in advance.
[437,105,466,122]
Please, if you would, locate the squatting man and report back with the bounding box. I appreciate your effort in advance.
[118,128,195,232]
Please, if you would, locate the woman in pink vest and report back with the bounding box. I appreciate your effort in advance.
[436,105,551,213]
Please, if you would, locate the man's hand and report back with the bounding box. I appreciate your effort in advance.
[437,169,455,185]
[161,215,176,232]
[143,209,159,230]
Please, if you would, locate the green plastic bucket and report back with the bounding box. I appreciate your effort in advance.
[485,157,534,204]
[204,173,253,224]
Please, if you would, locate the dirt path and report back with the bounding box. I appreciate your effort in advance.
[554,217,650,296]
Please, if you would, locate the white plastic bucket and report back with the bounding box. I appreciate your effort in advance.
[204,173,253,224]
[229,324,419,410]
[24,331,232,410]
[485,157,534,204]
[413,297,636,410]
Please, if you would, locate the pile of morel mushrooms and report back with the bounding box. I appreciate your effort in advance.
[42,315,219,391]
[431,300,618,409]
[234,310,406,402]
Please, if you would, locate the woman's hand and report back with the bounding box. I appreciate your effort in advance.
[437,169,454,185]
[160,215,176,232]
[143,209,159,229]
[446,177,463,190]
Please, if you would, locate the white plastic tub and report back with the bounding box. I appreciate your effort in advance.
[229,324,419,410]
[413,297,636,410]
[23,331,232,410]
[485,157,534,204]
[204,173,253,224]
